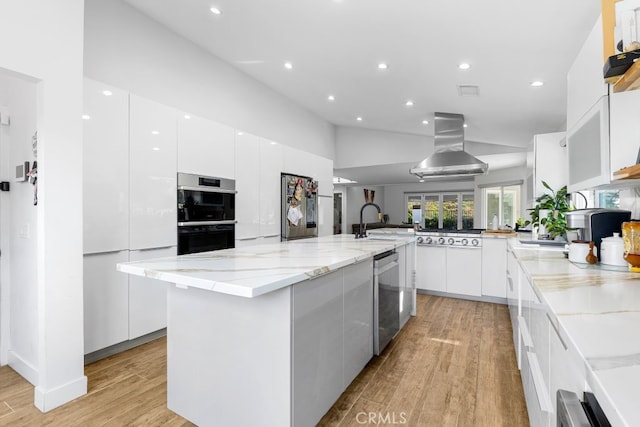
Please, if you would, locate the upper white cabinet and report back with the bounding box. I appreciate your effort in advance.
[317,196,333,237]
[129,95,177,250]
[82,78,129,254]
[259,139,284,238]
[610,89,640,174]
[177,112,235,179]
[566,15,607,131]
[284,146,334,196]
[234,132,261,241]
[532,132,567,198]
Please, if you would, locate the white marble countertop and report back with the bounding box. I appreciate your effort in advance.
[509,239,640,427]
[117,234,415,298]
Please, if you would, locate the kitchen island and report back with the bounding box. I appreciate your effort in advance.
[508,239,640,427]
[117,234,415,427]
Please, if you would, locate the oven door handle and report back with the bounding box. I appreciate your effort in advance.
[178,185,237,194]
[178,220,237,227]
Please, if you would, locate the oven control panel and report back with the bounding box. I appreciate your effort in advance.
[416,232,483,247]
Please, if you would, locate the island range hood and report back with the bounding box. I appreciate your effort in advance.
[410,112,488,178]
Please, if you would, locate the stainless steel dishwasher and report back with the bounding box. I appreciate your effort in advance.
[373,250,400,356]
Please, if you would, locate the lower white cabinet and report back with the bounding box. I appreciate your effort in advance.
[83,251,130,354]
[446,246,481,296]
[481,238,507,298]
[293,270,344,427]
[128,246,175,339]
[416,245,446,292]
[292,259,374,427]
[397,243,415,326]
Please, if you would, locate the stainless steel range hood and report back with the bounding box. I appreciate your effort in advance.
[410,112,488,178]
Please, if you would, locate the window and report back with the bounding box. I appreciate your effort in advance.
[483,184,521,229]
[572,190,619,209]
[405,192,474,229]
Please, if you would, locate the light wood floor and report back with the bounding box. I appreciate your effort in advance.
[0,294,528,426]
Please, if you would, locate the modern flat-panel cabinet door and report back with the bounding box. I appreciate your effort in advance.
[82,78,129,254]
[481,238,507,298]
[293,270,344,427]
[446,246,481,296]
[415,245,446,292]
[234,132,260,241]
[403,243,416,319]
[317,195,333,237]
[129,95,177,250]
[128,246,175,339]
[343,260,373,387]
[83,251,130,354]
[177,112,235,179]
[259,139,283,239]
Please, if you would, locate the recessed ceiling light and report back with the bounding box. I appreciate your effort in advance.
[422,120,429,125]
[237,131,244,136]
[210,6,222,15]
[152,147,160,151]
[327,95,335,102]
[102,90,112,96]
[184,114,191,119]
[377,63,388,70]
[151,130,160,135]
[81,114,91,120]
[270,141,277,145]
[405,100,414,107]
[419,179,425,183]
[284,61,293,70]
[458,63,471,70]
[463,123,468,128]
[531,80,544,87]
[356,116,363,122]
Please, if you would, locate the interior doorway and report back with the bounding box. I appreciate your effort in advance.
[333,192,343,234]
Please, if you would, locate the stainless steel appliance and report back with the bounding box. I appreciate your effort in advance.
[281,173,318,241]
[557,390,611,427]
[415,229,483,248]
[177,173,236,255]
[565,208,631,260]
[374,250,400,356]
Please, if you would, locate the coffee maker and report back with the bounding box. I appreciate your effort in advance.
[565,209,631,260]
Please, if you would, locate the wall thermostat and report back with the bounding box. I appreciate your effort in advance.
[15,161,29,182]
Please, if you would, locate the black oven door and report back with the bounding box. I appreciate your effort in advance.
[177,224,235,255]
[178,188,235,223]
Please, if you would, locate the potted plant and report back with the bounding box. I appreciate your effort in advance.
[525,181,571,240]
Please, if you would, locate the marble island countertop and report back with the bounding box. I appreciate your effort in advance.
[117,234,415,298]
[510,239,640,427]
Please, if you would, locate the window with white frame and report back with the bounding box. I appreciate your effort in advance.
[405,192,474,229]
[482,184,521,229]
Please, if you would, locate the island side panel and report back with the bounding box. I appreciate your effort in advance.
[167,284,292,427]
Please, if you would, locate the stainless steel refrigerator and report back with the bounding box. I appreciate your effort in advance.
[281,173,318,241]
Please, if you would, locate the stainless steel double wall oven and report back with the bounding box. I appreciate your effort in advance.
[177,173,236,255]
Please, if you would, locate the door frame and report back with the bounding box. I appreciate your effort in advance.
[0,106,10,365]
[333,189,346,235]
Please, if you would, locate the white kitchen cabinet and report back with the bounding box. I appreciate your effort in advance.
[415,245,446,292]
[481,238,507,298]
[343,259,373,387]
[446,246,481,296]
[317,195,333,237]
[259,139,284,239]
[235,132,261,241]
[293,270,344,427]
[398,243,415,325]
[82,78,129,254]
[566,15,607,131]
[609,89,640,176]
[176,112,235,179]
[129,95,177,250]
[532,132,567,199]
[283,146,333,196]
[506,246,521,368]
[128,246,175,340]
[83,251,130,354]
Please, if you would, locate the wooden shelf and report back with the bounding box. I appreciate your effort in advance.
[613,59,640,92]
[612,163,640,180]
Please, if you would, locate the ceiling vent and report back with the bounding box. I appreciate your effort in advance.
[457,85,480,97]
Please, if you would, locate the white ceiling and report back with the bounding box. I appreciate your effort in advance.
[124,0,601,184]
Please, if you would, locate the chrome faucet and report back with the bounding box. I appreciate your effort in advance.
[356,202,382,239]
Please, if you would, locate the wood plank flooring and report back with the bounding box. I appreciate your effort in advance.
[0,294,528,426]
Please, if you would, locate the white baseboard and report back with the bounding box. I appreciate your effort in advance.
[8,350,38,386]
[34,375,87,412]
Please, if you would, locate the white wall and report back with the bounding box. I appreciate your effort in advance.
[0,74,38,373]
[0,0,86,412]
[343,186,385,233]
[84,0,335,160]
[335,126,430,169]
